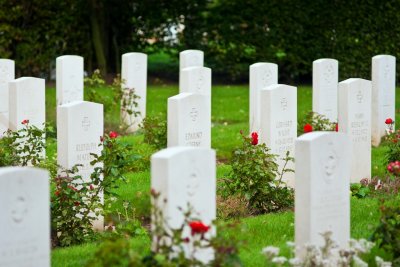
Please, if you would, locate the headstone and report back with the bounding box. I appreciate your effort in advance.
[151,146,216,263]
[338,78,371,183]
[249,63,278,133]
[57,101,104,230]
[371,55,396,146]
[9,77,45,131]
[312,59,339,122]
[121,52,147,133]
[180,66,211,96]
[179,50,204,91]
[0,59,15,136]
[260,84,297,187]
[295,132,351,257]
[56,55,84,105]
[167,93,211,148]
[0,167,50,267]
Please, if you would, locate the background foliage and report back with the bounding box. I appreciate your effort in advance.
[1,0,399,82]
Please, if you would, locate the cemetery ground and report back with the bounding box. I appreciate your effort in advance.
[48,84,397,266]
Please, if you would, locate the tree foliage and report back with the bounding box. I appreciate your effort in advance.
[1,0,399,82]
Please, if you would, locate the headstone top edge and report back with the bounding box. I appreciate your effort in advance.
[0,58,15,63]
[122,52,147,59]
[262,83,296,91]
[57,55,84,60]
[250,62,278,68]
[313,58,338,64]
[180,50,204,55]
[181,66,211,72]
[10,77,45,83]
[58,100,102,109]
[297,131,348,142]
[0,166,48,177]
[372,54,396,60]
[152,146,215,160]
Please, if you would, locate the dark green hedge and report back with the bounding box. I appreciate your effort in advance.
[1,0,399,83]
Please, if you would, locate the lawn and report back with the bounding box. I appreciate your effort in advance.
[48,84,396,266]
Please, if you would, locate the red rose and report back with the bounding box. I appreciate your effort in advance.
[89,184,94,190]
[335,123,338,132]
[109,131,118,139]
[251,132,258,145]
[385,118,394,125]
[100,136,104,142]
[21,119,29,125]
[189,221,210,236]
[304,123,313,133]
[55,190,60,196]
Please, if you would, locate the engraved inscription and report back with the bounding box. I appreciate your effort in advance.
[82,117,91,131]
[190,108,198,122]
[280,97,288,111]
[351,113,369,143]
[274,120,294,154]
[185,131,203,147]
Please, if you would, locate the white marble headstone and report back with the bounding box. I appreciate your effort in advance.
[0,167,50,267]
[295,132,351,257]
[9,77,45,131]
[56,55,84,105]
[0,59,15,136]
[179,50,204,91]
[57,101,104,230]
[249,63,278,133]
[338,78,371,183]
[371,55,396,146]
[121,52,147,133]
[180,66,211,96]
[151,146,216,263]
[167,93,211,148]
[312,59,339,122]
[260,84,297,187]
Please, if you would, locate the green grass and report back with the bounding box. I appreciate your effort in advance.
[48,84,398,266]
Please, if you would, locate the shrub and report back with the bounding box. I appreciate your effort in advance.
[90,131,141,196]
[51,165,103,247]
[298,112,337,135]
[0,120,47,166]
[140,115,167,150]
[372,196,400,265]
[221,131,294,214]
[87,190,243,266]
[350,182,371,199]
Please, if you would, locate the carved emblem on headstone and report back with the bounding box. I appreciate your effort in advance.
[82,116,91,131]
[356,90,363,103]
[384,63,390,78]
[196,70,205,93]
[187,171,199,199]
[323,63,334,84]
[11,195,28,224]
[323,143,337,184]
[190,108,198,122]
[0,65,8,85]
[261,69,272,87]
